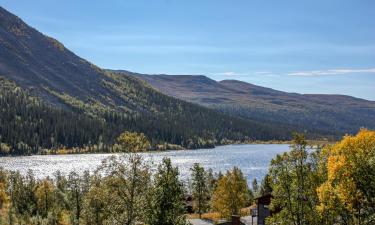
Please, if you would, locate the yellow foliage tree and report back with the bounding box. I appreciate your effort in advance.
[317,129,375,224]
[212,167,250,219]
[0,183,9,224]
[116,131,151,152]
[35,179,55,218]
[0,183,8,209]
[0,168,9,224]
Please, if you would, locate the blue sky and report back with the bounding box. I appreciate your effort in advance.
[1,0,375,100]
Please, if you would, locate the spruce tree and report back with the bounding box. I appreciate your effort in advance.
[147,158,187,225]
[190,163,209,218]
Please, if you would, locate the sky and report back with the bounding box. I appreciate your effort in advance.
[1,0,375,100]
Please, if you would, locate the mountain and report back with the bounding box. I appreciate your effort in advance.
[0,6,291,155]
[131,73,375,134]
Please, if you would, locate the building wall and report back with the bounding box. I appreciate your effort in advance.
[257,203,270,225]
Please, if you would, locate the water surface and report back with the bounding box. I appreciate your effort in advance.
[0,144,289,184]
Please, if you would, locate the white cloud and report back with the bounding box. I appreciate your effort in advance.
[217,72,245,76]
[288,68,375,77]
[253,71,280,77]
[254,71,272,75]
[216,71,280,77]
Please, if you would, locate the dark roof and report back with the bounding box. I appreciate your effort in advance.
[255,193,273,200]
[255,193,272,205]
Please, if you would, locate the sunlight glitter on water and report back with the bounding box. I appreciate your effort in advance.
[0,144,290,184]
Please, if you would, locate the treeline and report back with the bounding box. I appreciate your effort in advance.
[0,156,188,225]
[0,131,259,225]
[0,130,374,224]
[0,77,291,155]
[0,154,259,225]
[0,132,255,225]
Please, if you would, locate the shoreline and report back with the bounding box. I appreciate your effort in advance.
[1,142,293,157]
[0,144,290,181]
[0,139,332,157]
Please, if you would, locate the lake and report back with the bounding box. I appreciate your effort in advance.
[0,144,290,184]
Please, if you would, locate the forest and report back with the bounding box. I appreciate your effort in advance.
[0,129,374,225]
[0,77,290,156]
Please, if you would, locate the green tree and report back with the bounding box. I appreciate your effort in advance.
[67,172,84,225]
[100,154,152,225]
[206,168,217,196]
[8,170,37,223]
[190,163,209,218]
[252,178,259,196]
[268,133,321,225]
[147,158,187,225]
[53,170,69,211]
[82,174,107,225]
[212,167,250,218]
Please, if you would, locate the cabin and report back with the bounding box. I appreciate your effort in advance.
[254,194,272,225]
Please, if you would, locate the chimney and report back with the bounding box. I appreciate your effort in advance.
[231,215,241,225]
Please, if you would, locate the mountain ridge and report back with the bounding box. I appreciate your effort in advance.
[128,72,375,134]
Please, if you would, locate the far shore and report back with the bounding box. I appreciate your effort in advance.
[0,139,334,157]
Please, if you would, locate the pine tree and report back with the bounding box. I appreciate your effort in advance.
[252,178,259,196]
[190,163,209,218]
[67,172,83,225]
[147,158,187,225]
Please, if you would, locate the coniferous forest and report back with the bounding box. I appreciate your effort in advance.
[0,77,292,155]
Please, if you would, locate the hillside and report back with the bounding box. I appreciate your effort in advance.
[0,77,115,155]
[132,73,375,134]
[0,6,292,154]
